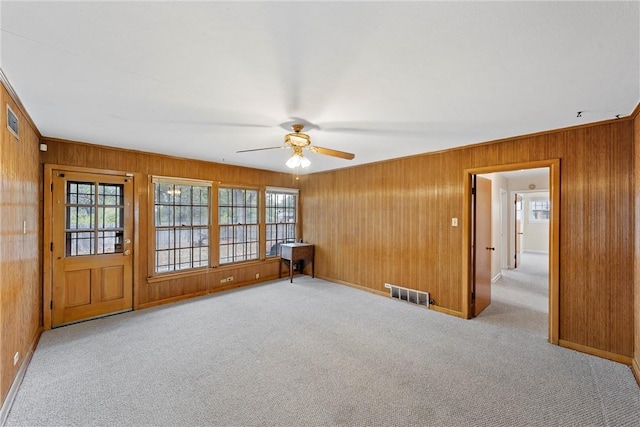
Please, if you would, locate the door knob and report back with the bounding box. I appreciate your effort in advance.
[124,239,131,245]
[486,247,495,251]
[124,249,131,256]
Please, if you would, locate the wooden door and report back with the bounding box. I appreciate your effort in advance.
[473,176,492,316]
[51,170,133,327]
[514,194,523,268]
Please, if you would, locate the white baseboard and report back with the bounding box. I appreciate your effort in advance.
[522,250,549,254]
[492,273,502,283]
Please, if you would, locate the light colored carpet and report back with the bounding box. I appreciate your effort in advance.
[5,272,640,426]
[478,252,549,338]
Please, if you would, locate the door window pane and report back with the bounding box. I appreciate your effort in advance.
[65,181,125,256]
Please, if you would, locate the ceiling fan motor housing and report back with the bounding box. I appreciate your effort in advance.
[285,125,311,147]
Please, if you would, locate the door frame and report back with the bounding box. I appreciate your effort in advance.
[500,189,508,270]
[43,164,140,330]
[462,159,560,344]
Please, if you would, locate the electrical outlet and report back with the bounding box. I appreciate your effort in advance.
[227,276,234,282]
[13,352,19,366]
[220,278,227,284]
[255,273,260,279]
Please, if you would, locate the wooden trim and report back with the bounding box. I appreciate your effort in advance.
[320,276,465,317]
[632,358,640,387]
[137,291,209,310]
[0,67,41,138]
[462,172,473,318]
[137,276,279,310]
[462,159,561,342]
[42,164,137,330]
[44,163,135,177]
[259,186,266,260]
[147,267,210,284]
[559,339,633,366]
[462,159,561,176]
[43,166,54,330]
[151,175,213,186]
[147,175,156,279]
[305,116,639,180]
[317,276,389,298]
[630,102,640,120]
[147,254,280,284]
[429,305,465,318]
[548,160,561,344]
[41,136,292,180]
[0,327,41,425]
[132,172,142,310]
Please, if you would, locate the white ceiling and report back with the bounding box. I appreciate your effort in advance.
[1,1,638,174]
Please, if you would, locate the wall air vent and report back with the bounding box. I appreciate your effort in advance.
[384,283,429,308]
[6,105,19,139]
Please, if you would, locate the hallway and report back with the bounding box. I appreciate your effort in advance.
[476,252,549,339]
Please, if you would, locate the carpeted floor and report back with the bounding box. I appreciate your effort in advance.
[478,252,549,338]
[5,264,640,426]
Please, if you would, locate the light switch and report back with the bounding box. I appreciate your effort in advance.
[451,218,458,227]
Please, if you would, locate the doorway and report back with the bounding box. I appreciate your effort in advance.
[44,165,135,328]
[463,159,560,344]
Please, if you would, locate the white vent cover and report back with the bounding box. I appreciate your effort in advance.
[384,283,429,308]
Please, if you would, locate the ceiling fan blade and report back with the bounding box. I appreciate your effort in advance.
[237,146,287,153]
[308,146,355,160]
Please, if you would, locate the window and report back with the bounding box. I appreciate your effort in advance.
[153,177,211,274]
[529,199,550,222]
[265,187,298,257]
[65,181,124,256]
[219,187,259,264]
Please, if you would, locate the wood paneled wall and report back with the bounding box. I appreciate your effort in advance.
[633,104,640,381]
[0,82,41,408]
[39,138,296,309]
[300,119,636,359]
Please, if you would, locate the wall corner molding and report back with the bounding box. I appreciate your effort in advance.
[0,67,41,138]
[630,101,640,120]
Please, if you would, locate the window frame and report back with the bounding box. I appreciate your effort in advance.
[265,187,299,257]
[218,185,261,265]
[151,176,213,276]
[529,198,550,223]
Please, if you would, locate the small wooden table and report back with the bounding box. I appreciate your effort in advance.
[280,243,315,283]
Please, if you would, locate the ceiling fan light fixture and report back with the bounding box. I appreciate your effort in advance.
[299,155,311,168]
[285,149,311,169]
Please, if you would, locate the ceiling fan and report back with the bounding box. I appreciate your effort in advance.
[236,124,355,168]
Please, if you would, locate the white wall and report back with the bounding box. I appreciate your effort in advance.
[506,172,550,266]
[521,192,550,253]
[481,173,508,282]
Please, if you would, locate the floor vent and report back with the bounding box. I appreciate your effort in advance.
[384,283,429,308]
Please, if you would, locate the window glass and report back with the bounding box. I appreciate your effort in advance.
[153,179,210,273]
[65,181,124,256]
[529,199,550,222]
[265,189,298,256]
[219,187,259,264]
